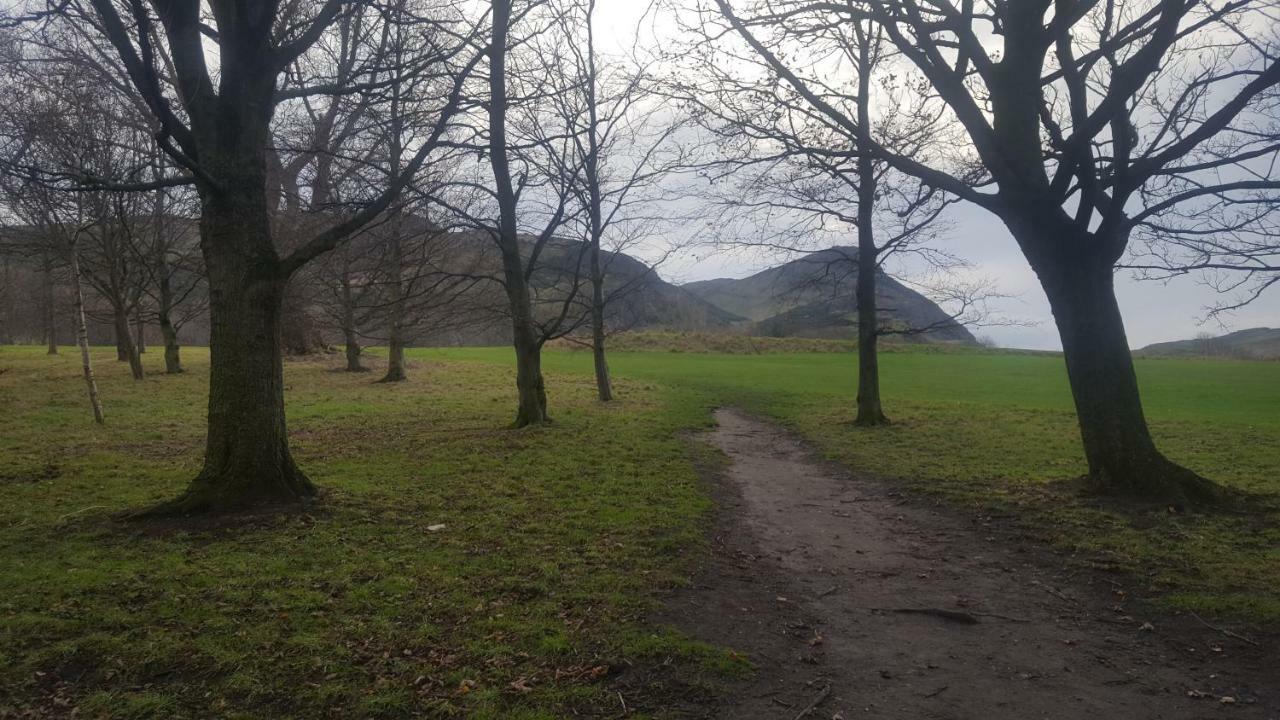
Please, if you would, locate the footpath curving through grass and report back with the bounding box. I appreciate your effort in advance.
[0,346,739,719]
[2,341,1277,718]
[417,345,1280,623]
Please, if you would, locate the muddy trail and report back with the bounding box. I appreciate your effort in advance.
[659,408,1277,720]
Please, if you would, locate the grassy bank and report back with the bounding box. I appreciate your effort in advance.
[0,346,734,719]
[417,345,1280,622]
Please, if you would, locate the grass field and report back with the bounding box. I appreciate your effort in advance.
[2,342,1277,718]
[414,345,1280,621]
[0,346,736,719]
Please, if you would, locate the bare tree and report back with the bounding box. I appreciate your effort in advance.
[474,0,591,426]
[553,0,692,402]
[667,7,974,424]
[3,0,484,514]
[696,0,1280,503]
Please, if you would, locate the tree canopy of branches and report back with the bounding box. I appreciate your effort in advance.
[2,0,484,514]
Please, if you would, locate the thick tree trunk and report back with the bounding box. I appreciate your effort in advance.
[344,330,365,373]
[113,305,144,380]
[589,242,612,402]
[142,202,315,516]
[69,245,104,424]
[157,274,183,374]
[512,328,548,426]
[1038,255,1219,504]
[380,332,407,383]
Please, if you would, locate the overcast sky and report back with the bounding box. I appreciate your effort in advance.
[589,2,1277,351]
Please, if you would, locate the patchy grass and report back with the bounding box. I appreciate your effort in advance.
[0,346,743,719]
[3,340,1277,719]
[418,346,1280,624]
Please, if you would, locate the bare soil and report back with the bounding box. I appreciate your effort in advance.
[658,408,1277,719]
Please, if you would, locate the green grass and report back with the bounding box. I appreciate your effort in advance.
[3,340,1278,718]
[0,346,743,719]
[414,345,1280,622]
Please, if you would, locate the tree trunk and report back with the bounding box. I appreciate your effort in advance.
[490,0,549,427]
[380,331,407,382]
[344,330,365,373]
[513,328,548,426]
[157,272,183,374]
[1039,255,1219,504]
[340,264,366,372]
[114,304,144,380]
[142,201,315,516]
[135,305,146,354]
[854,248,886,426]
[589,242,612,402]
[377,224,407,383]
[852,36,886,427]
[43,258,57,355]
[68,245,104,424]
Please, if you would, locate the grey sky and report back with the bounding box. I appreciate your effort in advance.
[593,1,1278,351]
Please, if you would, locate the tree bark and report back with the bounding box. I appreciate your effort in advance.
[513,329,548,426]
[344,329,365,373]
[340,261,366,372]
[853,247,886,426]
[490,0,549,426]
[113,304,144,380]
[589,239,612,402]
[157,271,183,374]
[142,196,315,516]
[1037,252,1219,504]
[377,225,407,382]
[380,331,407,382]
[43,256,57,355]
[852,30,886,427]
[68,244,104,424]
[135,305,146,354]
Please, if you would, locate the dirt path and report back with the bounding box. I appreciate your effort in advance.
[663,408,1277,719]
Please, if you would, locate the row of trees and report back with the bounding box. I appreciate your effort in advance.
[0,0,692,515]
[0,0,1276,514]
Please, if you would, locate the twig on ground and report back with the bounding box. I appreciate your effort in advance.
[924,685,949,698]
[792,684,831,720]
[1190,611,1260,647]
[871,607,980,624]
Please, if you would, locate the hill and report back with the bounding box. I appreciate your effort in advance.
[683,247,977,344]
[1137,327,1280,360]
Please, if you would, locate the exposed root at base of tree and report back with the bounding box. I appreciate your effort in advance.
[853,412,891,427]
[126,470,318,520]
[1079,458,1233,512]
[511,414,552,429]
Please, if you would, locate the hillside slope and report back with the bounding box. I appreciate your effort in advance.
[1137,327,1280,360]
[684,247,977,344]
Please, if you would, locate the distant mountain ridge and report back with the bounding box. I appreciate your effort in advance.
[682,247,977,344]
[1137,328,1280,360]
